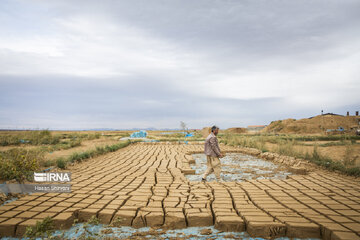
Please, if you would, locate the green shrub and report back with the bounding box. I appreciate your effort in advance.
[42,159,55,168]
[69,152,80,163]
[0,149,42,182]
[87,215,100,225]
[69,151,94,163]
[95,146,106,154]
[345,167,360,177]
[79,151,91,159]
[24,216,54,239]
[56,158,66,169]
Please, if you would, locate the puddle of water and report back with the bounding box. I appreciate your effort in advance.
[186,153,293,182]
[1,224,320,240]
[0,197,18,206]
[51,225,253,240]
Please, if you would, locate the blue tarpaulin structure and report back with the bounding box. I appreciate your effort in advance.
[130,130,147,138]
[185,133,194,137]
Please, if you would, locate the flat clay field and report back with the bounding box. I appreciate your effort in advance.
[0,131,359,240]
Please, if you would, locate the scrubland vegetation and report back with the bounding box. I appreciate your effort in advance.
[219,132,360,177]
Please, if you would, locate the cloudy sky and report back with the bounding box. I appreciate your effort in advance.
[0,0,359,129]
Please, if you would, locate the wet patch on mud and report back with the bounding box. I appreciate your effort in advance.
[186,153,293,182]
[51,225,254,239]
[1,224,319,240]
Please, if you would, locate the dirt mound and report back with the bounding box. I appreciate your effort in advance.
[263,114,360,134]
[202,127,247,137]
[226,128,247,134]
[201,127,211,138]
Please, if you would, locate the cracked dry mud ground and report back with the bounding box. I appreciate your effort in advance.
[0,143,359,239]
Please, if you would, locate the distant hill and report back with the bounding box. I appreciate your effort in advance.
[226,127,247,133]
[262,113,360,134]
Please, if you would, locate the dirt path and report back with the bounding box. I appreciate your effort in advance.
[0,143,359,239]
[44,138,119,160]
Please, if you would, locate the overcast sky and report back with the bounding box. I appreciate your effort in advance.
[0,0,359,129]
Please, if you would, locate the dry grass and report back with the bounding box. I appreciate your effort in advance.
[219,133,360,177]
[0,130,137,181]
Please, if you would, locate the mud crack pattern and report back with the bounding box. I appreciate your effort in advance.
[0,143,359,239]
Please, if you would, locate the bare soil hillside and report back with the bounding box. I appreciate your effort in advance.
[262,114,360,134]
[226,127,247,134]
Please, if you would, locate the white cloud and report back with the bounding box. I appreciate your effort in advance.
[0,0,359,128]
[0,36,64,57]
[0,13,204,78]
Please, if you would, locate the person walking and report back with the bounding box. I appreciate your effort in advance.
[202,125,224,182]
